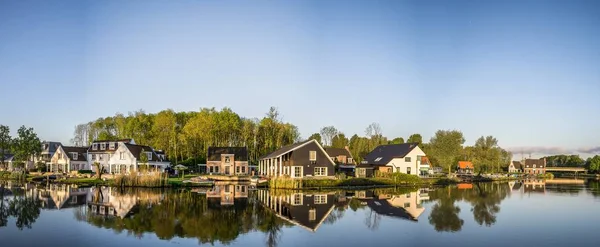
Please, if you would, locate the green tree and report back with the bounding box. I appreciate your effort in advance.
[11,126,42,170]
[587,155,600,173]
[331,133,349,148]
[389,137,404,144]
[407,134,422,144]
[308,133,322,145]
[428,130,465,174]
[473,136,499,174]
[0,125,11,170]
[140,149,149,172]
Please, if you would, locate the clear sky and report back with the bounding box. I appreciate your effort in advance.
[1,0,599,158]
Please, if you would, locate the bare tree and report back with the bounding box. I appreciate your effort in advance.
[320,126,338,147]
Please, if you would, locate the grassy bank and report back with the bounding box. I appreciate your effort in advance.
[269,173,432,189]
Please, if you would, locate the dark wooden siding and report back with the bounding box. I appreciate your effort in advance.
[290,141,335,176]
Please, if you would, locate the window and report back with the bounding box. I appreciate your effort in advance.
[405,157,411,162]
[292,194,303,205]
[236,166,240,173]
[347,158,353,164]
[146,152,152,160]
[309,208,316,221]
[99,154,103,161]
[241,186,246,193]
[215,166,219,173]
[314,195,327,204]
[92,144,98,150]
[120,152,125,160]
[109,142,115,150]
[309,151,317,161]
[58,153,63,159]
[406,167,411,174]
[374,157,382,162]
[92,154,96,160]
[241,166,246,173]
[357,168,366,177]
[406,193,411,198]
[404,202,410,208]
[314,167,327,176]
[294,167,302,178]
[100,143,106,150]
[533,165,537,168]
[72,152,78,160]
[209,166,214,173]
[225,186,230,193]
[225,156,231,163]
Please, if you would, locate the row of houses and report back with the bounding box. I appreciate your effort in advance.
[1,138,171,174]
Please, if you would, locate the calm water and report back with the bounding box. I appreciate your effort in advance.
[1,179,599,247]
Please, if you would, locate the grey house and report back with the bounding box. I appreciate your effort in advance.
[258,139,335,178]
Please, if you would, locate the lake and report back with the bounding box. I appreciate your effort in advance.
[1,179,599,247]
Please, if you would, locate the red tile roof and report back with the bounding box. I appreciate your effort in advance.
[458,161,474,169]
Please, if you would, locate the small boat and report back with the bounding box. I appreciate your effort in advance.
[250,176,268,184]
[183,176,215,186]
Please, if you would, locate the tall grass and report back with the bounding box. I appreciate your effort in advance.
[112,173,169,187]
[269,177,302,189]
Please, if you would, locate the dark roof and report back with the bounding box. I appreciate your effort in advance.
[124,144,160,161]
[92,138,134,144]
[324,148,352,158]
[524,159,545,168]
[207,147,248,161]
[365,199,417,221]
[259,140,313,160]
[62,146,88,162]
[511,161,523,170]
[362,143,419,166]
[2,153,14,161]
[42,141,62,153]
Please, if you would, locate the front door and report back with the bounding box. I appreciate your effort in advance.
[225,166,231,175]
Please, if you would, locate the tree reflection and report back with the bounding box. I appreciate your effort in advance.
[78,188,289,246]
[428,187,464,232]
[0,183,42,230]
[464,183,509,227]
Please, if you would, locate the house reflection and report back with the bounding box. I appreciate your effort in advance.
[207,182,249,207]
[356,189,429,221]
[523,179,546,194]
[86,187,162,218]
[257,190,336,232]
[38,184,90,210]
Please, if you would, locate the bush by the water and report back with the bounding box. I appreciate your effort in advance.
[0,171,27,180]
[78,170,94,174]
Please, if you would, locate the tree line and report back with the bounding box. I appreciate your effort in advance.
[70,107,517,174]
[0,125,42,170]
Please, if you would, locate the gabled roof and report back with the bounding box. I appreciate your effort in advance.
[2,153,14,162]
[511,161,523,170]
[458,161,474,169]
[524,159,545,168]
[365,199,417,222]
[259,140,312,159]
[362,143,420,166]
[207,147,248,161]
[62,146,88,162]
[324,147,352,158]
[124,144,160,161]
[42,141,62,153]
[92,138,134,144]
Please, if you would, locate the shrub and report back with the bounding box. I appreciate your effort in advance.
[78,170,94,174]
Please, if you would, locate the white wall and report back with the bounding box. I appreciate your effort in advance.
[386,146,426,175]
[108,144,137,171]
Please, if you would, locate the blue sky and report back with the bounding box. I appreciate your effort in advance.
[1,0,599,158]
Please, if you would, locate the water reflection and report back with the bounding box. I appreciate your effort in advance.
[0,178,598,246]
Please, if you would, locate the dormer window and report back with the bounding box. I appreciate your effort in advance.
[100,143,106,150]
[109,142,115,150]
[225,157,231,163]
[146,152,152,161]
[119,152,125,160]
[347,158,353,164]
[71,152,78,160]
[92,143,98,150]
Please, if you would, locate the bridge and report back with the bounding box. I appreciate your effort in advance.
[545,167,587,173]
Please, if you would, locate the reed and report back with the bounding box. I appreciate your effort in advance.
[269,176,302,189]
[112,173,168,187]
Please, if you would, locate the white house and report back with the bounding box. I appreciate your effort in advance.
[107,143,170,174]
[88,139,135,173]
[49,146,89,173]
[2,153,34,171]
[356,143,430,177]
